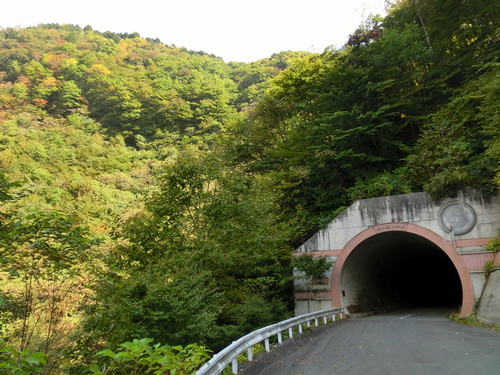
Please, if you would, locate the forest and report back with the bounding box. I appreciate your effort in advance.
[0,0,498,373]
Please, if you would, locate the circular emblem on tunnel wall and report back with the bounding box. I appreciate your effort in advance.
[438,201,476,235]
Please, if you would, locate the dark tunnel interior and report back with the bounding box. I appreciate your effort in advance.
[340,232,463,313]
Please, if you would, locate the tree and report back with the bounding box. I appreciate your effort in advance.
[54,80,84,114]
[97,147,293,350]
[292,254,333,313]
[85,266,222,349]
[0,210,100,371]
[404,61,500,196]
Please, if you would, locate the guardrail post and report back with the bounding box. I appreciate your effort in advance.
[298,323,303,334]
[332,314,336,322]
[288,327,293,338]
[323,316,327,324]
[232,358,238,374]
[265,338,270,352]
[314,318,318,326]
[248,346,253,361]
[278,331,283,344]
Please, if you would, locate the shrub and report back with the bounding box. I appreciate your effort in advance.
[0,341,46,375]
[485,236,500,253]
[87,338,211,375]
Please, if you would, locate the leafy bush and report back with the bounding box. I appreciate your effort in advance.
[0,341,46,375]
[86,267,222,349]
[88,338,211,375]
[234,295,288,336]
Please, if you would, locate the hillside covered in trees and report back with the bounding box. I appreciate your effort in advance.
[0,0,498,373]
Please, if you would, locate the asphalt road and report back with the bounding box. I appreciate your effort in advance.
[242,308,500,375]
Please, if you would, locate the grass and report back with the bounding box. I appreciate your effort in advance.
[449,311,500,331]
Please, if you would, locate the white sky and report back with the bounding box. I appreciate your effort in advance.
[1,0,388,62]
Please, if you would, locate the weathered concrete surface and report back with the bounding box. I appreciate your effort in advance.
[243,308,500,375]
[477,265,500,326]
[296,189,499,254]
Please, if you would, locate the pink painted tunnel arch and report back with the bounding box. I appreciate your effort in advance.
[330,222,474,317]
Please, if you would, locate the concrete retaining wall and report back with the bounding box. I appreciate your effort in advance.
[477,269,500,326]
[477,252,500,326]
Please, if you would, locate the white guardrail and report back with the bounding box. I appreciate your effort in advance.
[196,308,345,375]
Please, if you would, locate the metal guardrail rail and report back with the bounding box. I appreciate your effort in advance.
[196,308,344,375]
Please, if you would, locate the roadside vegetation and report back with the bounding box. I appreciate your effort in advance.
[450,311,500,331]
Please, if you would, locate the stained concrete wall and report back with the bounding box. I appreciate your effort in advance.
[478,270,500,326]
[296,188,499,254]
[294,188,500,317]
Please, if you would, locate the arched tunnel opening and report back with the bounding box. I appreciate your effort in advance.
[339,231,463,313]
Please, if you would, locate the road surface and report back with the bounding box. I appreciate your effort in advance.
[242,308,500,375]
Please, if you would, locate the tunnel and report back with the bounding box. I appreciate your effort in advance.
[338,231,463,313]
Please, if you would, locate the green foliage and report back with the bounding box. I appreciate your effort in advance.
[87,267,222,348]
[233,296,287,336]
[404,61,500,197]
[0,172,16,251]
[292,254,332,313]
[0,209,101,372]
[0,24,298,363]
[450,310,500,330]
[0,25,292,142]
[484,260,495,278]
[292,254,332,283]
[88,338,210,375]
[0,172,16,202]
[243,35,430,234]
[127,146,293,277]
[226,0,498,240]
[348,171,411,201]
[0,112,152,236]
[2,210,99,275]
[485,236,500,253]
[0,341,46,375]
[88,147,293,350]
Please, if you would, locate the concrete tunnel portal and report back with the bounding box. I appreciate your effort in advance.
[296,190,498,318]
[337,231,463,314]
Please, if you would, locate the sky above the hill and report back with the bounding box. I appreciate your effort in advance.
[1,0,388,62]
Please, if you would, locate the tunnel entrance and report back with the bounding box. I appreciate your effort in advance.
[339,231,463,313]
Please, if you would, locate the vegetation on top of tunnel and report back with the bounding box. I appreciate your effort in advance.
[0,0,498,373]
